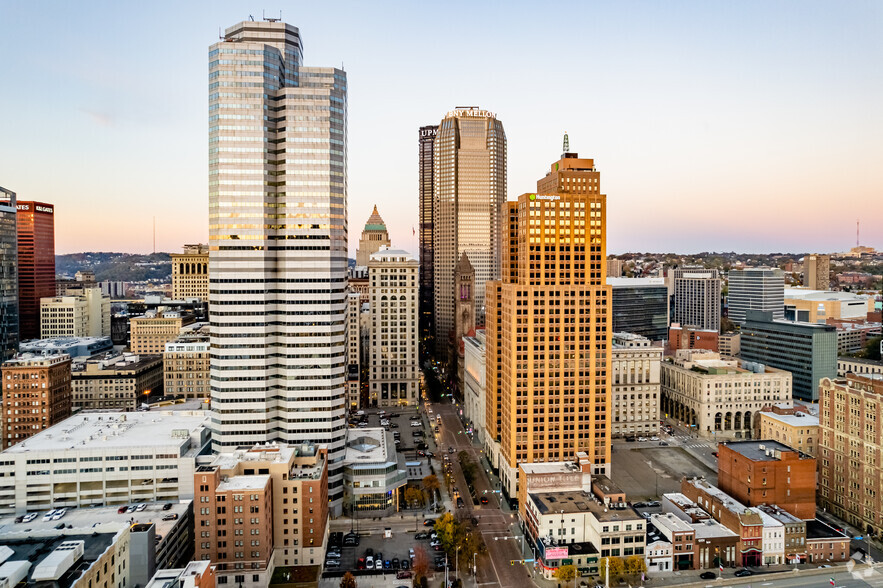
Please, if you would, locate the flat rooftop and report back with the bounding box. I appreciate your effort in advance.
[760,412,819,428]
[691,518,738,539]
[520,462,580,476]
[0,532,118,588]
[607,277,666,287]
[806,519,849,540]
[722,440,811,461]
[530,490,641,522]
[2,411,209,455]
[651,512,694,533]
[344,428,394,467]
[0,501,191,539]
[217,475,270,492]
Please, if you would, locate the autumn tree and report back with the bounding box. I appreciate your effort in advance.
[600,556,624,581]
[339,571,357,588]
[625,554,647,577]
[404,487,424,508]
[554,564,578,587]
[412,546,430,584]
[422,474,440,508]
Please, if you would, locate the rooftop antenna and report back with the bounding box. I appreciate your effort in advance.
[249,14,254,21]
[563,131,570,153]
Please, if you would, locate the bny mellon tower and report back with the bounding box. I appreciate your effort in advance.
[208,20,348,509]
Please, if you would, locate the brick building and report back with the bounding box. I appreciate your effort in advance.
[717,440,817,520]
[1,353,71,449]
[668,323,719,354]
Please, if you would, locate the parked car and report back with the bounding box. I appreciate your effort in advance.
[448,447,455,454]
[22,513,37,523]
[118,506,128,514]
[14,516,23,524]
[699,571,716,580]
[423,519,436,526]
[384,559,392,569]
[415,532,429,540]
[136,503,147,511]
[392,557,399,569]
[375,559,383,570]
[55,522,66,530]
[324,560,340,568]
[162,503,174,510]
[410,421,422,427]
[401,559,410,570]
[52,509,67,520]
[42,510,57,522]
[357,558,366,570]
[734,569,752,577]
[396,570,412,579]
[366,556,374,568]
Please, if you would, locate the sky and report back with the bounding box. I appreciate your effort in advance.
[0,1,881,256]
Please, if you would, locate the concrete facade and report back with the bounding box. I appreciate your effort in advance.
[611,333,662,438]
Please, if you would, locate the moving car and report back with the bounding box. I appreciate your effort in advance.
[480,496,489,504]
[734,569,752,577]
[699,572,716,580]
[423,519,436,526]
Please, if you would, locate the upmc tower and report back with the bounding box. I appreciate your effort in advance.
[208,20,348,511]
[16,201,55,341]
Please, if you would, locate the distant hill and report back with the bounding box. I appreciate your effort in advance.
[56,252,172,282]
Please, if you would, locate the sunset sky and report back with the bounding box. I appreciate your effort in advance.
[1,1,880,256]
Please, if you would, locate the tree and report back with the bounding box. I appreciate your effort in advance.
[554,564,578,586]
[412,546,430,583]
[858,336,883,361]
[404,487,424,508]
[339,571,357,588]
[422,474,440,509]
[625,554,647,577]
[600,556,624,581]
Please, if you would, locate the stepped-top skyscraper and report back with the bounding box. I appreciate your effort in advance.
[418,125,437,360]
[433,108,506,360]
[208,20,348,510]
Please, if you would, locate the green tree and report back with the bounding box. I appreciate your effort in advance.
[339,571,357,588]
[554,564,578,586]
[625,554,647,577]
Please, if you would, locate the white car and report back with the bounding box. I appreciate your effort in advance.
[366,556,374,567]
[410,421,422,427]
[136,503,147,512]
[22,513,38,523]
[42,510,57,522]
[649,436,660,441]
[51,509,67,520]
[375,560,383,570]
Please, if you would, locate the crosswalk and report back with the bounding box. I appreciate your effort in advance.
[668,434,715,450]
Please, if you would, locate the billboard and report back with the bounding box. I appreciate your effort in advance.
[545,547,568,560]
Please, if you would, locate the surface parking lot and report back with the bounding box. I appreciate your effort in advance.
[611,444,717,500]
[328,523,444,578]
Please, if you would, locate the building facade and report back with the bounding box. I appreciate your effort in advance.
[208,20,348,511]
[671,267,720,332]
[130,311,195,355]
[608,277,669,341]
[611,333,662,438]
[784,289,874,323]
[343,428,406,515]
[355,206,390,266]
[818,374,883,536]
[0,187,18,360]
[164,323,210,399]
[727,267,784,324]
[40,287,111,339]
[0,410,209,516]
[346,290,361,410]
[72,352,163,410]
[838,356,883,378]
[804,254,830,290]
[1,353,71,449]
[668,324,719,353]
[757,411,818,457]
[740,310,837,402]
[15,201,55,341]
[717,440,816,520]
[487,153,611,500]
[463,329,486,444]
[170,244,209,302]
[718,332,740,357]
[661,351,791,439]
[433,107,506,359]
[418,124,438,361]
[368,248,419,407]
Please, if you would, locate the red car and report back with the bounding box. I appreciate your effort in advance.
[356,558,366,570]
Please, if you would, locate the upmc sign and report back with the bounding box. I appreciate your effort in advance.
[545,547,569,560]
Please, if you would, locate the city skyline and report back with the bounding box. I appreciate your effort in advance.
[1,1,881,256]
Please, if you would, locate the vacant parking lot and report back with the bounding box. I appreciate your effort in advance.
[611,444,717,500]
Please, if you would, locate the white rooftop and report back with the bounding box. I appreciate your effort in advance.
[2,411,209,454]
[651,513,694,533]
[784,288,871,302]
[691,518,738,539]
[751,507,784,528]
[369,247,416,262]
[0,501,191,538]
[519,462,577,475]
[760,412,819,428]
[216,475,270,492]
[607,277,666,287]
[344,428,391,465]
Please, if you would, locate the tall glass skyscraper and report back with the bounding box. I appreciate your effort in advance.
[0,187,18,361]
[418,125,437,361]
[208,20,348,509]
[433,108,506,360]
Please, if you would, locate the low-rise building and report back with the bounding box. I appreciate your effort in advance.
[342,428,406,516]
[72,352,163,411]
[752,506,784,565]
[756,411,819,457]
[718,332,740,357]
[661,351,791,440]
[668,324,718,354]
[649,513,695,570]
[717,440,816,520]
[838,356,883,378]
[2,353,72,449]
[19,336,112,360]
[784,288,875,323]
[831,320,882,355]
[163,323,209,399]
[170,245,208,302]
[194,443,328,585]
[805,519,850,564]
[660,493,739,569]
[611,333,662,438]
[755,504,806,564]
[0,410,209,516]
[40,287,110,339]
[146,561,215,588]
[130,311,196,355]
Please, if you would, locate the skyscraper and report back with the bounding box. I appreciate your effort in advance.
[433,108,506,360]
[418,125,437,360]
[670,267,721,332]
[0,187,18,360]
[486,153,610,498]
[804,254,830,290]
[727,267,784,324]
[209,20,348,510]
[355,205,390,266]
[15,201,55,341]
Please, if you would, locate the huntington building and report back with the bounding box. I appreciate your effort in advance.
[433,107,506,361]
[208,20,348,511]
